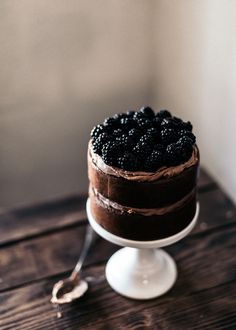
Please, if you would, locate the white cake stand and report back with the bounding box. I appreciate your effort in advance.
[86,199,199,300]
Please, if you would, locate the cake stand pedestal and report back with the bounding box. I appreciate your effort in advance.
[86,199,199,300]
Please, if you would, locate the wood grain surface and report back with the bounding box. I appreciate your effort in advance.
[0,168,235,330]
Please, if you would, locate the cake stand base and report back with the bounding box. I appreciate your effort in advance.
[106,247,177,300]
[86,199,199,300]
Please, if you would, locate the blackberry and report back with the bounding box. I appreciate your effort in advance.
[165,143,182,166]
[133,111,145,121]
[140,106,155,118]
[153,116,162,129]
[145,149,164,172]
[92,108,195,171]
[99,132,109,141]
[161,117,180,129]
[181,121,192,132]
[137,118,152,130]
[126,110,135,118]
[176,137,193,162]
[103,117,119,128]
[102,140,115,153]
[146,127,159,139]
[128,128,142,141]
[113,113,127,120]
[90,124,104,139]
[147,127,158,135]
[120,135,136,150]
[165,136,194,166]
[181,148,192,162]
[115,141,125,154]
[113,129,123,137]
[160,128,178,144]
[92,140,103,155]
[172,116,183,125]
[177,136,193,153]
[92,130,110,155]
[102,141,120,166]
[120,117,135,130]
[157,110,172,119]
[178,130,196,143]
[139,134,155,145]
[116,134,129,145]
[153,144,165,153]
[178,135,193,147]
[133,141,152,160]
[118,153,140,171]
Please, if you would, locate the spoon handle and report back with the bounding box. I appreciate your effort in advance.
[71,225,95,278]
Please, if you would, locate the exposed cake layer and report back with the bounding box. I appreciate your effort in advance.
[90,186,196,216]
[89,188,197,240]
[88,142,199,208]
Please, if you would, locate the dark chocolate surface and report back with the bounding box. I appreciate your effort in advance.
[90,192,197,241]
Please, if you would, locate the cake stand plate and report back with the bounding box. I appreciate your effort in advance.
[86,199,199,300]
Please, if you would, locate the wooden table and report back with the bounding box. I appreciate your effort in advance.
[0,169,236,330]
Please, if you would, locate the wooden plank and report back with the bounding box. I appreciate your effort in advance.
[0,213,236,297]
[0,226,117,291]
[91,282,236,330]
[0,195,87,246]
[0,168,214,246]
[193,187,236,234]
[0,258,236,329]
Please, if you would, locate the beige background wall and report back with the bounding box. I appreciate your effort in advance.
[153,0,236,204]
[1,0,236,208]
[0,0,154,207]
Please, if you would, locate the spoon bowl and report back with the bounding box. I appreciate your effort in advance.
[51,225,95,305]
[51,275,88,304]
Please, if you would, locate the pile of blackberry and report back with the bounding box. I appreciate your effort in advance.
[90,107,196,172]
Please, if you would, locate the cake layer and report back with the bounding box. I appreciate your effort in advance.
[89,187,197,241]
[88,144,199,208]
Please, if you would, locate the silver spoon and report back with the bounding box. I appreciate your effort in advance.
[51,225,95,304]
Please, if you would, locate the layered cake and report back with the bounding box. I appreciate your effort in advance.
[88,107,199,240]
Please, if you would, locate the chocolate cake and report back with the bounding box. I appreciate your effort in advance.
[88,107,199,240]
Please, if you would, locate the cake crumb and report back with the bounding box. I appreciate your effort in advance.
[57,311,62,319]
[52,303,63,319]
